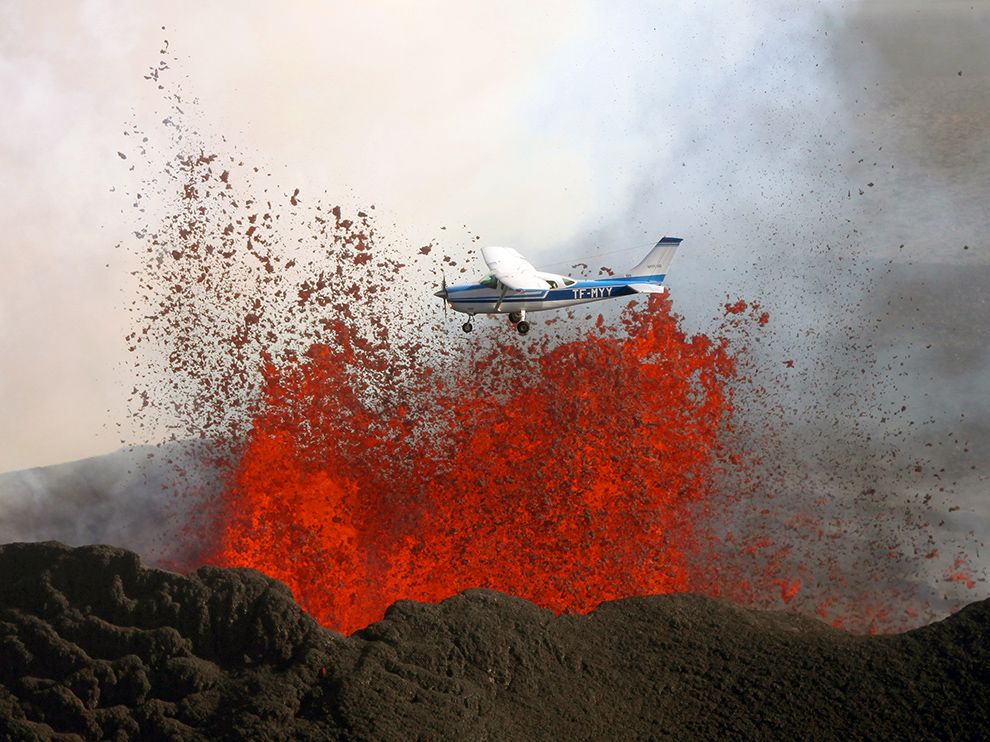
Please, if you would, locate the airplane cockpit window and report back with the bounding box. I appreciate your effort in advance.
[546,280,558,289]
[480,274,498,288]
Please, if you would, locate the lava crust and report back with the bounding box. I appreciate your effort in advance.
[0,542,987,741]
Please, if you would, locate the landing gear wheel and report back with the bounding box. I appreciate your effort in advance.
[462,322,473,333]
[516,320,530,335]
[508,311,523,324]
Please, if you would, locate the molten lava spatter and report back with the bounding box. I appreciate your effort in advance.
[124,48,982,635]
[210,296,739,633]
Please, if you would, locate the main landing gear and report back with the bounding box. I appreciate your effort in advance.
[459,312,532,335]
[510,310,530,335]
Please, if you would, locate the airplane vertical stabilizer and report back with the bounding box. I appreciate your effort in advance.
[626,237,682,278]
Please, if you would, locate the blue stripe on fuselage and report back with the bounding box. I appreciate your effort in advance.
[444,274,665,304]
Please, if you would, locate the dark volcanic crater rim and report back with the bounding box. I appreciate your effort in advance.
[1,541,988,741]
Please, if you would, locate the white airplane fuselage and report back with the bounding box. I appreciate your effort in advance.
[442,277,664,315]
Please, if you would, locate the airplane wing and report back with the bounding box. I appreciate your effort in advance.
[481,246,551,290]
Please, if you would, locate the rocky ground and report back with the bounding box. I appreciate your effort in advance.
[0,542,987,741]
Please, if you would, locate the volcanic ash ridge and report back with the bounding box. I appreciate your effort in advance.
[0,542,988,740]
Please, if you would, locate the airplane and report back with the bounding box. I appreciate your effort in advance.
[434,236,682,334]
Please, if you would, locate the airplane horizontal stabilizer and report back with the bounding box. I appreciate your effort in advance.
[628,283,666,294]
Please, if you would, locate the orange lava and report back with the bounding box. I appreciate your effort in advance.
[127,51,983,639]
[208,296,740,633]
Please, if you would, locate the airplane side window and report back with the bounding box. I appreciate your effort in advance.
[480,275,497,288]
[546,280,558,289]
[562,277,576,287]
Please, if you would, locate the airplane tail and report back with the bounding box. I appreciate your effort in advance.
[626,236,682,279]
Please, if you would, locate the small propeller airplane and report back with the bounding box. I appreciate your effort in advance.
[435,236,682,334]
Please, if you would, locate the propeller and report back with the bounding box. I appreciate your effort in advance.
[435,269,449,316]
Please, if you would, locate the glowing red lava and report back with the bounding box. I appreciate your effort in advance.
[126,70,980,635]
[208,296,741,633]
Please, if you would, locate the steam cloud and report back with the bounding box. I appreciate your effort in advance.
[0,1,986,625]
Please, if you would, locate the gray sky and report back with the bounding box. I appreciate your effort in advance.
[1,0,987,476]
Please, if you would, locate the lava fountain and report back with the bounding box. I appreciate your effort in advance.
[207,295,746,633]
[124,46,979,635]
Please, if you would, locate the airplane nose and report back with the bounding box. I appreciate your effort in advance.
[434,289,446,298]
